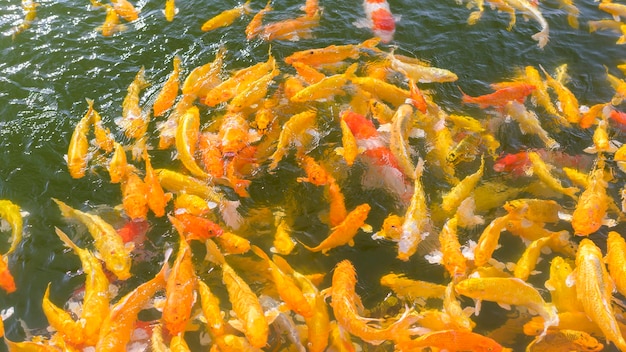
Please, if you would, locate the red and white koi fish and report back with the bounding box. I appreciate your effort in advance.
[354,0,398,43]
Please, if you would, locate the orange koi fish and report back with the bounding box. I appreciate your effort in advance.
[52,198,132,280]
[67,99,94,179]
[503,198,562,224]
[218,112,254,158]
[214,231,251,255]
[438,217,467,279]
[201,0,252,32]
[540,64,581,124]
[110,0,139,22]
[119,67,150,140]
[455,277,558,337]
[0,255,16,294]
[301,203,371,255]
[181,46,225,99]
[156,168,242,229]
[325,178,348,227]
[164,0,177,22]
[251,245,313,318]
[283,38,380,67]
[205,239,268,348]
[174,212,224,241]
[380,273,446,302]
[291,61,326,84]
[97,4,126,36]
[153,55,181,117]
[354,0,397,43]
[96,255,168,351]
[296,154,330,186]
[53,228,110,346]
[574,239,626,351]
[397,329,503,352]
[261,12,320,41]
[331,260,415,345]
[460,83,535,109]
[42,283,85,347]
[91,105,114,154]
[245,0,271,39]
[142,150,170,217]
[121,166,149,220]
[199,133,225,179]
[108,142,128,184]
[163,216,197,337]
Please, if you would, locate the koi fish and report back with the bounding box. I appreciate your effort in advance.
[67,99,94,179]
[142,150,170,218]
[201,0,252,32]
[153,55,181,117]
[325,178,348,227]
[96,254,168,351]
[301,203,371,255]
[389,50,458,83]
[438,217,467,279]
[91,105,114,154]
[460,83,535,109]
[164,0,177,22]
[119,67,150,140]
[52,198,132,280]
[0,255,15,294]
[571,161,611,236]
[473,214,510,267]
[163,216,197,337]
[574,238,626,351]
[398,160,431,261]
[335,114,364,167]
[176,106,211,179]
[290,63,357,103]
[205,239,268,348]
[380,273,446,302]
[110,0,139,22]
[504,198,562,224]
[41,283,86,347]
[505,101,559,149]
[267,110,317,170]
[331,260,415,345]
[540,64,581,124]
[181,46,225,99]
[389,103,417,179]
[526,151,579,200]
[354,0,397,43]
[197,279,226,338]
[251,245,313,318]
[0,199,25,256]
[599,1,626,21]
[398,329,503,352]
[261,11,320,41]
[511,235,551,281]
[97,4,126,36]
[544,256,583,313]
[455,277,558,337]
[54,227,110,346]
[441,156,485,214]
[606,231,626,298]
[10,0,38,39]
[284,38,380,67]
[245,0,271,39]
[121,167,149,220]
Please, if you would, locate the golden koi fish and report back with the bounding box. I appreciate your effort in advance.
[0,199,25,256]
[201,0,252,32]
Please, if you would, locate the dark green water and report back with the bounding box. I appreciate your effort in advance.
[0,0,625,350]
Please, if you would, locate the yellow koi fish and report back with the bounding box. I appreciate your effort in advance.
[0,199,25,256]
[201,0,252,32]
[301,203,371,255]
[606,231,626,298]
[574,238,626,351]
[388,50,458,83]
[175,106,210,179]
[544,256,583,313]
[455,276,558,337]
[540,65,580,124]
[290,63,357,103]
[153,55,181,117]
[67,99,94,179]
[380,273,446,302]
[181,46,225,98]
[267,110,317,170]
[111,0,139,22]
[389,103,417,179]
[52,198,132,280]
[97,4,126,36]
[441,156,484,214]
[527,151,579,200]
[119,67,150,140]
[164,0,177,22]
[526,329,603,352]
[398,160,431,261]
[571,161,611,236]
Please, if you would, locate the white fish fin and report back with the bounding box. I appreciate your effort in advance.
[602,217,618,227]
[228,318,245,333]
[353,18,372,29]
[544,280,555,291]
[361,224,373,233]
[613,15,621,22]
[505,262,516,272]
[557,211,572,221]
[409,127,425,139]
[530,270,542,275]
[583,144,599,154]
[497,302,512,310]
[474,299,482,316]
[371,232,386,240]
[220,200,242,230]
[424,250,443,264]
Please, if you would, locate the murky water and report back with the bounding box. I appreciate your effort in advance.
[0,0,625,350]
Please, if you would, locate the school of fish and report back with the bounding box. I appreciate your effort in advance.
[2,0,626,351]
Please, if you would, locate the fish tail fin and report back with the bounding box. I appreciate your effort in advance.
[54,227,79,253]
[250,245,271,262]
[242,0,253,14]
[458,86,472,104]
[294,237,316,252]
[51,198,73,218]
[360,37,381,49]
[531,30,549,49]
[219,200,242,230]
[205,238,226,265]
[343,62,359,80]
[617,35,626,45]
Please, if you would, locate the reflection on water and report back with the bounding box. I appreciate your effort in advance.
[0,0,625,350]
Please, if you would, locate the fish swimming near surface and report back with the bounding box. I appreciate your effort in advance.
[354,0,398,43]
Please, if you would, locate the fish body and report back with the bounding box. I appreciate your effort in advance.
[503,0,549,48]
[389,51,458,83]
[176,106,210,179]
[331,260,414,345]
[120,67,150,139]
[153,56,181,117]
[42,283,85,347]
[290,63,356,103]
[326,178,348,227]
[228,67,278,113]
[571,164,609,236]
[606,231,626,298]
[545,256,583,313]
[67,100,94,179]
[526,329,603,352]
[474,214,509,267]
[461,83,535,109]
[0,255,16,293]
[442,157,484,213]
[121,168,149,220]
[284,38,380,67]
[512,235,551,281]
[143,151,170,217]
[52,198,132,280]
[198,279,225,337]
[504,198,562,223]
[164,0,176,21]
[302,203,371,254]
[527,151,579,200]
[575,238,626,351]
[0,199,24,256]
[182,46,225,98]
[267,110,317,170]
[111,0,139,21]
[541,65,581,124]
[296,154,330,186]
[354,0,397,43]
[350,76,410,107]
[599,1,626,21]
[98,4,126,36]
[455,277,558,337]
[439,217,467,279]
[505,101,559,149]
[96,260,167,351]
[108,142,127,184]
[163,217,197,337]
[335,114,363,166]
[398,160,430,261]
[379,273,446,301]
[201,1,252,32]
[245,0,272,39]
[261,12,320,41]
[251,246,313,317]
[389,103,417,179]
[398,329,503,352]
